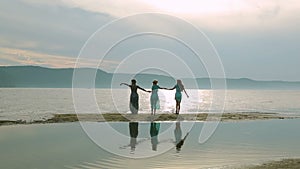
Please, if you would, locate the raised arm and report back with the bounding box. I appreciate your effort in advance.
[120,83,130,87]
[183,88,189,98]
[137,86,151,93]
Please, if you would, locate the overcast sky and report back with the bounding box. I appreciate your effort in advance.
[0,0,299,81]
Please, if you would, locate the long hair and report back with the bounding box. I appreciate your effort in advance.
[177,79,184,91]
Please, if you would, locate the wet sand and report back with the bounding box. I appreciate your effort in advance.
[245,158,300,169]
[0,112,298,126]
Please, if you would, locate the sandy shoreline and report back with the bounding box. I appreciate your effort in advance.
[0,112,298,126]
[245,158,300,169]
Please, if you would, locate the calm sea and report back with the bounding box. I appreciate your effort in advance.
[0,88,300,121]
[0,120,300,168]
[1,88,300,168]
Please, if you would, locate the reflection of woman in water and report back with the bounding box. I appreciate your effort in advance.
[168,80,189,114]
[120,79,150,114]
[120,122,148,153]
[150,122,160,151]
[174,121,189,152]
[129,122,139,152]
[150,80,167,115]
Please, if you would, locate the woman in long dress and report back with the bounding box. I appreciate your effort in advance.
[168,80,189,114]
[150,80,167,115]
[120,79,150,114]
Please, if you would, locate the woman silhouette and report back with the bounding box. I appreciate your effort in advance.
[120,79,150,114]
[174,121,189,152]
[168,80,189,114]
[150,80,167,115]
[150,122,160,151]
[129,122,138,153]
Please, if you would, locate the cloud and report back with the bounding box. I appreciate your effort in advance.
[20,0,300,32]
[1,0,300,80]
[0,0,112,56]
[0,47,119,70]
[0,39,39,49]
[21,0,155,17]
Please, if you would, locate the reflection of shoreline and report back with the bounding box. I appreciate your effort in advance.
[1,112,299,126]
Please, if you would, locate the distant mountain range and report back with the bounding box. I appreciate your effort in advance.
[0,66,299,89]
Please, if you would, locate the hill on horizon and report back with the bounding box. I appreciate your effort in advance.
[0,66,299,89]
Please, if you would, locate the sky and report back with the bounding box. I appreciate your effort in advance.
[0,0,299,81]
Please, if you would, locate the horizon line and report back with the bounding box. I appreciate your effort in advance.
[1,65,299,83]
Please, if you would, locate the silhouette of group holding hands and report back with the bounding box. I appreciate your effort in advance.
[121,121,189,153]
[120,79,189,115]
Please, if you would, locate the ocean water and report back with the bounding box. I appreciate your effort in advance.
[1,88,300,169]
[0,119,300,169]
[1,88,300,121]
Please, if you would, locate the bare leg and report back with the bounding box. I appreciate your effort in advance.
[178,101,181,114]
[176,100,181,114]
[175,101,178,114]
[153,100,157,115]
[151,99,154,115]
[151,101,157,115]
